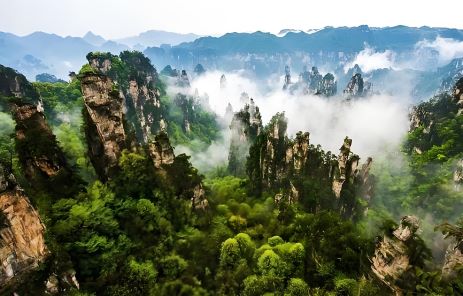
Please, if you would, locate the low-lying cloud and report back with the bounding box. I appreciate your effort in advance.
[416,36,463,66]
[190,71,410,163]
[344,46,398,73]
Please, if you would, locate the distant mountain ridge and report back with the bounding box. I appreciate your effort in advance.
[0,30,202,80]
[116,30,200,48]
[2,25,463,87]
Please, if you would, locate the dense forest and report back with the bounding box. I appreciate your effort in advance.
[1,51,463,296]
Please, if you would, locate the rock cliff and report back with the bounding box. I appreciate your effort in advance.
[81,73,127,181]
[0,65,82,197]
[247,112,372,216]
[0,163,48,290]
[80,52,208,209]
[371,216,422,296]
[228,98,263,176]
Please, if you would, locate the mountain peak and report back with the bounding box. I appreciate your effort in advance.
[83,31,106,46]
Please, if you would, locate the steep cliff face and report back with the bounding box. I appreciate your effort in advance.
[0,164,48,289]
[436,221,463,280]
[442,241,463,279]
[86,52,166,144]
[247,112,372,216]
[0,65,37,105]
[0,65,82,197]
[407,81,463,190]
[80,52,208,209]
[344,73,364,97]
[228,99,263,176]
[119,51,165,142]
[371,216,421,296]
[81,73,127,181]
[148,132,175,169]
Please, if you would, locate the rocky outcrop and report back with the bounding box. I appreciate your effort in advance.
[317,73,337,96]
[343,73,364,97]
[0,164,48,289]
[148,132,175,169]
[442,241,463,279]
[0,65,37,104]
[308,66,323,92]
[80,52,209,209]
[0,65,82,197]
[283,65,291,90]
[284,65,337,96]
[371,216,421,296]
[247,112,372,216]
[454,159,463,190]
[436,222,463,280]
[332,138,359,198]
[81,73,127,181]
[174,94,196,133]
[228,99,263,176]
[86,52,113,74]
[81,52,169,179]
[439,58,463,93]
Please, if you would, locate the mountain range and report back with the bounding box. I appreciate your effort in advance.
[1,25,463,100]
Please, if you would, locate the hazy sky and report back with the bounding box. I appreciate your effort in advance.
[1,0,462,39]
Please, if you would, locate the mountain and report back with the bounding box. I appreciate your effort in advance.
[116,30,201,48]
[0,31,129,80]
[82,31,106,46]
[144,25,463,80]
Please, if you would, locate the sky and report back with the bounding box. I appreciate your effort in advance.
[0,0,462,39]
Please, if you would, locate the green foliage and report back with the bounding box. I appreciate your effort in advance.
[285,278,309,296]
[0,111,15,166]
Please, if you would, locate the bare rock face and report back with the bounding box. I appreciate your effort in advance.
[89,57,112,74]
[289,132,310,172]
[371,216,420,296]
[192,184,208,210]
[0,166,48,288]
[228,99,263,176]
[343,73,371,98]
[1,65,81,196]
[81,74,127,180]
[332,137,360,199]
[453,159,463,190]
[409,105,432,133]
[0,65,37,102]
[118,52,165,143]
[442,241,463,280]
[148,132,175,169]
